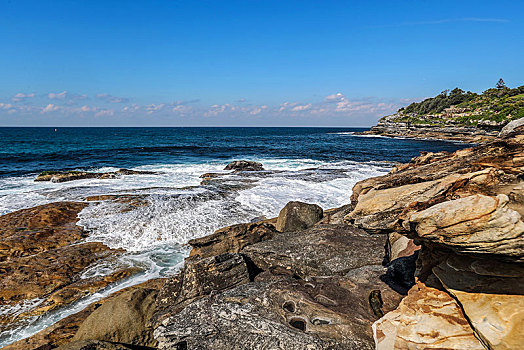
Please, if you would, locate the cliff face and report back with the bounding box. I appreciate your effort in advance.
[348,123,524,349]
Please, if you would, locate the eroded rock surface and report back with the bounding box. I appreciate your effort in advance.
[243,224,386,278]
[275,201,323,232]
[224,160,264,171]
[372,282,485,349]
[0,202,139,341]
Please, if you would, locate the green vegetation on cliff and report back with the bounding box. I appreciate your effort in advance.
[393,80,524,126]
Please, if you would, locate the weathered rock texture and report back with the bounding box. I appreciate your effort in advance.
[224,160,264,171]
[0,202,139,341]
[348,130,524,349]
[275,201,323,232]
[373,282,485,349]
[35,168,155,183]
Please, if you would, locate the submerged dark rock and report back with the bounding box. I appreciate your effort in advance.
[35,169,156,183]
[224,160,264,172]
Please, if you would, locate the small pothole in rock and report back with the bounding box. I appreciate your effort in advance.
[282,301,296,313]
[311,317,331,325]
[289,317,306,331]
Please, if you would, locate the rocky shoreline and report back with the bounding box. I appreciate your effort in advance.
[2,125,524,349]
[360,116,500,143]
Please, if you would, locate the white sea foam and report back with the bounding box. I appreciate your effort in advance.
[0,157,391,347]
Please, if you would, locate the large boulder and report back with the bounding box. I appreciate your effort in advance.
[188,222,278,259]
[242,224,386,278]
[499,117,524,138]
[224,160,264,171]
[275,201,323,232]
[373,281,485,349]
[404,194,524,261]
[72,288,158,347]
[433,254,524,350]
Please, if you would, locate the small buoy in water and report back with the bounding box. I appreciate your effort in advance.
[54,128,57,132]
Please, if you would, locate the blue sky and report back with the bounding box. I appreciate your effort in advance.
[1,0,523,126]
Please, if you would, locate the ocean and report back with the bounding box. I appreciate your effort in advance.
[0,127,470,346]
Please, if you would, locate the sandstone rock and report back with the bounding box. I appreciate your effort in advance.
[275,201,323,232]
[499,116,524,138]
[35,169,155,183]
[72,288,158,347]
[386,232,420,262]
[347,168,505,233]
[58,340,133,349]
[4,279,165,350]
[224,160,264,171]
[433,254,524,350]
[404,194,524,261]
[0,202,138,337]
[188,222,278,259]
[347,134,524,233]
[155,270,403,350]
[373,281,485,349]
[154,253,251,326]
[242,224,386,278]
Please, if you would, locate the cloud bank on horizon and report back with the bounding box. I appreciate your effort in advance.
[0,91,411,127]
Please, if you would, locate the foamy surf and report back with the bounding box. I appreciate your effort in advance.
[0,157,391,347]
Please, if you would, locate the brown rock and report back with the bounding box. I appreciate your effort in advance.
[404,194,524,261]
[72,288,158,348]
[433,254,524,350]
[275,201,323,232]
[373,281,485,349]
[188,221,278,259]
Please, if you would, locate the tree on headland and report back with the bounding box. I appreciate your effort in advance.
[496,78,507,90]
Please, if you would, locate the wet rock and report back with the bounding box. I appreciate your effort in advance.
[404,194,524,261]
[35,169,155,183]
[0,202,138,336]
[0,202,88,261]
[242,224,386,278]
[72,288,158,348]
[275,201,323,232]
[4,279,165,350]
[188,222,278,259]
[224,160,264,171]
[372,281,485,349]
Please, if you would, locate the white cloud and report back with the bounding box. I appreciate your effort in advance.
[48,91,68,100]
[96,93,129,103]
[41,104,60,113]
[11,93,35,102]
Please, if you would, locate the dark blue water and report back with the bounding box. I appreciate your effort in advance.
[0,127,470,178]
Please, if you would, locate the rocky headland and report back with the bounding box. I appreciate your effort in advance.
[2,125,524,349]
[362,83,524,143]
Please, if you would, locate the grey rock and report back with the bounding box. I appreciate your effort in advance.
[154,273,403,350]
[224,160,264,171]
[499,116,524,138]
[242,224,386,278]
[275,201,323,232]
